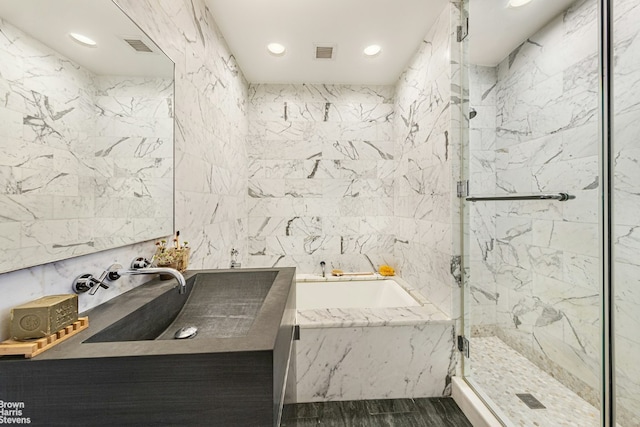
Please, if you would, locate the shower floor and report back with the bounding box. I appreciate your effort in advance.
[470,336,600,427]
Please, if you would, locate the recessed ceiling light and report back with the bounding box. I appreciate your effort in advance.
[507,0,533,7]
[363,44,382,57]
[267,42,286,56]
[69,32,97,47]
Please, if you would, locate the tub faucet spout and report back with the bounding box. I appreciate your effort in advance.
[320,261,326,278]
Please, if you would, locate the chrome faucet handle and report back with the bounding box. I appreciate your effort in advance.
[88,270,110,295]
[131,257,151,269]
[73,271,110,295]
[106,263,124,281]
[73,274,96,293]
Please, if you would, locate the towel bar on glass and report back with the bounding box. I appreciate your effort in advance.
[466,193,575,202]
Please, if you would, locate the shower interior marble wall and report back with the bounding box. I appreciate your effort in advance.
[0,0,249,340]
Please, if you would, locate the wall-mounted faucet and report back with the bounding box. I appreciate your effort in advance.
[320,261,326,278]
[110,257,187,294]
[73,257,187,295]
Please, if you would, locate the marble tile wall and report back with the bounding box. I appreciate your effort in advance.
[468,0,604,413]
[467,64,498,334]
[0,0,249,340]
[245,84,396,274]
[393,2,461,318]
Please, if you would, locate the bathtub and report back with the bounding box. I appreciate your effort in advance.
[291,274,455,404]
[296,279,421,310]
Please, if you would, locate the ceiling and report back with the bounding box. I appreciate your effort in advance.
[470,0,576,66]
[207,0,579,85]
[0,0,581,83]
[206,0,448,85]
[0,0,172,77]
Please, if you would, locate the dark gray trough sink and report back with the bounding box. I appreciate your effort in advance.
[85,270,277,342]
[0,268,296,427]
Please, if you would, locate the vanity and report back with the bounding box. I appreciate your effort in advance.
[0,268,296,426]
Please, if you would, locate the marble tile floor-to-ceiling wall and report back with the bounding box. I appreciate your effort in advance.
[245,84,397,275]
[0,0,249,340]
[393,1,463,322]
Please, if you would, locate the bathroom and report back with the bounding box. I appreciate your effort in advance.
[0,0,636,425]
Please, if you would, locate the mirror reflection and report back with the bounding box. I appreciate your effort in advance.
[0,0,174,273]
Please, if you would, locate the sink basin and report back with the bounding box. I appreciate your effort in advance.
[0,268,296,427]
[85,270,277,342]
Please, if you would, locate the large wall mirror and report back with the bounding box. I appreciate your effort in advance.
[0,0,174,273]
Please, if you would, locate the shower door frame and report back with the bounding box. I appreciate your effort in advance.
[599,0,614,425]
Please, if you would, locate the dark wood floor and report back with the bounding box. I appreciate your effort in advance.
[281,398,473,427]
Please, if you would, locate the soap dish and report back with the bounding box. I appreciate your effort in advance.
[0,317,89,358]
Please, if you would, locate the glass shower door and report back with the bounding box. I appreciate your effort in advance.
[612,0,640,425]
[461,0,602,425]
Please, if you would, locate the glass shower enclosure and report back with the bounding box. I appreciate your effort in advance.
[460,0,638,425]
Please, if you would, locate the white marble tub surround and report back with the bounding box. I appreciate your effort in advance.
[295,274,449,328]
[293,275,456,403]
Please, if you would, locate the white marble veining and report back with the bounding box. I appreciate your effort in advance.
[393,2,461,320]
[246,83,395,274]
[295,323,456,403]
[294,271,456,403]
[297,305,450,329]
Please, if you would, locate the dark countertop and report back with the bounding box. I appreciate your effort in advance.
[7,267,295,361]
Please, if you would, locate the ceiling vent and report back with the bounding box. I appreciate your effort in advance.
[315,45,335,60]
[123,38,153,53]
